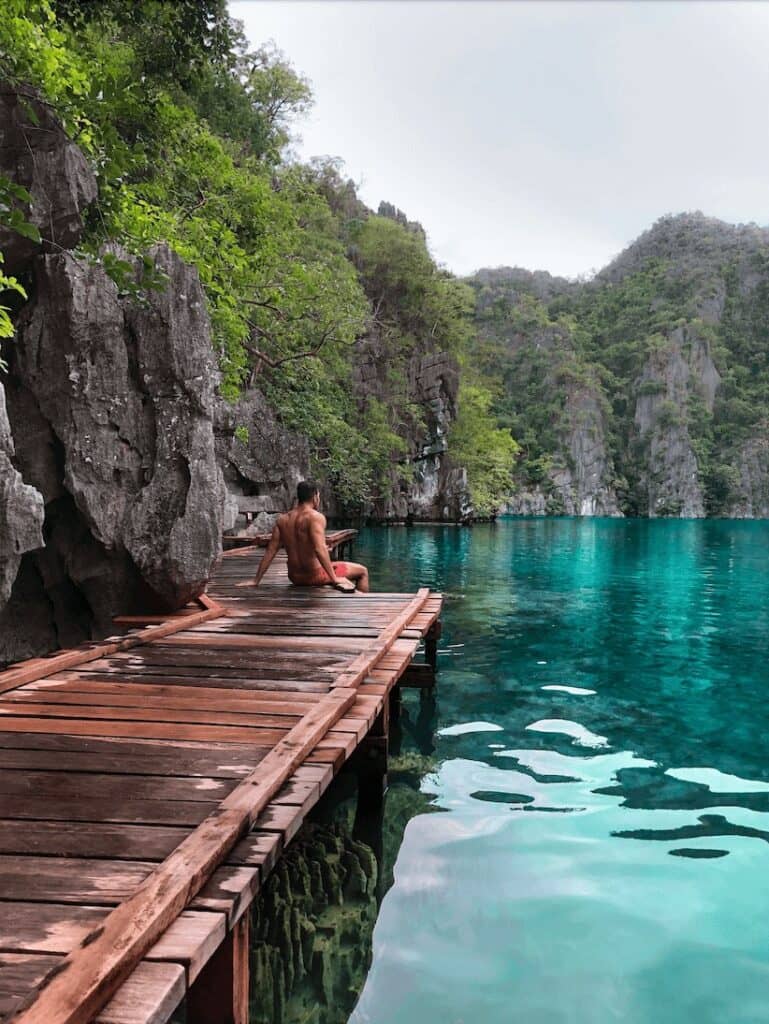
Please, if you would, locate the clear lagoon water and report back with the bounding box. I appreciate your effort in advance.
[347,517,769,1024]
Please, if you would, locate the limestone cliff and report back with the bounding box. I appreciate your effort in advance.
[0,88,224,664]
[472,213,769,519]
[632,325,720,517]
[354,336,467,522]
[216,389,311,534]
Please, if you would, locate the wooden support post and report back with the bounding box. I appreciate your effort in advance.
[389,684,402,720]
[425,619,442,672]
[356,707,388,811]
[187,912,250,1024]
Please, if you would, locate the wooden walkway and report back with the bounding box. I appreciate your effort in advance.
[0,535,441,1024]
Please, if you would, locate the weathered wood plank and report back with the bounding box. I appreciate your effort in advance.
[0,603,226,696]
[95,962,185,1024]
[146,911,227,985]
[0,954,62,1019]
[9,688,356,1024]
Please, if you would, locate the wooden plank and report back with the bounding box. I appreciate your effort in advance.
[0,954,62,1019]
[146,911,226,985]
[9,687,356,1024]
[0,904,106,955]
[0,700,304,731]
[227,831,282,874]
[95,962,185,1024]
[0,795,212,829]
[0,737,268,779]
[42,671,332,692]
[189,867,259,924]
[0,769,234,804]
[0,717,299,746]
[0,855,154,905]
[0,603,227,695]
[0,821,188,862]
[7,687,318,718]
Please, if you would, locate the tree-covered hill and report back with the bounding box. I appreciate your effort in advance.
[469,212,769,517]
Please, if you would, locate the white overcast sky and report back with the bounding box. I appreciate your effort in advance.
[230,0,769,278]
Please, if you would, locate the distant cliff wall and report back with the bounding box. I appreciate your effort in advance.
[472,215,769,519]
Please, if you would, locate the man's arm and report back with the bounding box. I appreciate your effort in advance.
[310,513,337,582]
[251,524,282,586]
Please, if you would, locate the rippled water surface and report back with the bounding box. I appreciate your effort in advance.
[348,518,769,1024]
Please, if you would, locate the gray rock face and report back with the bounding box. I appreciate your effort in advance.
[353,338,466,521]
[0,382,44,607]
[506,385,621,517]
[728,436,769,518]
[401,352,469,521]
[634,325,720,517]
[1,245,223,663]
[215,388,310,530]
[0,87,97,273]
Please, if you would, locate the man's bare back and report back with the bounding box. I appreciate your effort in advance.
[242,482,370,592]
[279,504,333,585]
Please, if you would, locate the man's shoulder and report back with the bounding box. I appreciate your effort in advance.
[275,511,293,532]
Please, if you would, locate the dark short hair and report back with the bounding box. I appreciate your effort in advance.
[297,480,319,503]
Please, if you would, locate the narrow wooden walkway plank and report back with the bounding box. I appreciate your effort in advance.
[95,963,185,1024]
[0,602,227,696]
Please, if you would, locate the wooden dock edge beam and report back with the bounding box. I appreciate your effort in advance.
[0,598,228,697]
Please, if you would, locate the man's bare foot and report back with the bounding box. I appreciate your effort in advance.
[235,580,256,588]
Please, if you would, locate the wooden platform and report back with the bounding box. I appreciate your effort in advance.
[0,538,441,1024]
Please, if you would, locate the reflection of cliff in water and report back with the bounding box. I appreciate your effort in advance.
[249,697,439,1024]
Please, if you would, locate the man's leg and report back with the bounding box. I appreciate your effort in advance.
[336,561,370,593]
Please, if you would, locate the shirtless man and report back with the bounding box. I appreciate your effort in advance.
[247,481,370,592]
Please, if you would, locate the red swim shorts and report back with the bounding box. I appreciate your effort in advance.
[291,562,349,587]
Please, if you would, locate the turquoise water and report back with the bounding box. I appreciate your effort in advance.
[348,518,769,1024]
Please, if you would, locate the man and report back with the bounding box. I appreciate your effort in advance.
[246,481,370,592]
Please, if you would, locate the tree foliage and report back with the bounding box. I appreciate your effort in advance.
[0,1,507,513]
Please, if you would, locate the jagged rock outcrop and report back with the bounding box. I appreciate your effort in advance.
[1,245,224,662]
[0,86,97,273]
[633,325,720,517]
[215,389,310,532]
[727,434,769,518]
[506,385,621,516]
[11,245,222,594]
[354,340,468,521]
[0,383,44,606]
[0,83,226,663]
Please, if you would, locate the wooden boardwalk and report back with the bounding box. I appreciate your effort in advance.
[0,535,441,1024]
